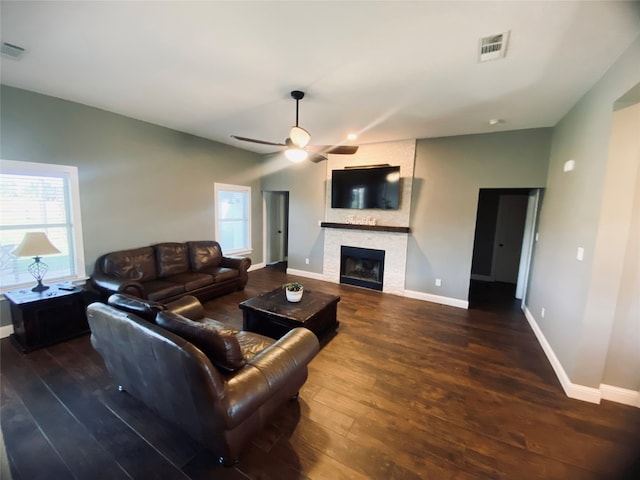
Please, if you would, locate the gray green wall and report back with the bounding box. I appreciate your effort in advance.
[525,36,640,391]
[261,155,327,274]
[406,129,552,301]
[0,85,263,326]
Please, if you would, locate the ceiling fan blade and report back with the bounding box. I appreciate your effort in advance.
[308,153,328,163]
[307,145,359,155]
[231,135,286,147]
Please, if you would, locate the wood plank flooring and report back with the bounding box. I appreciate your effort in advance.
[1,267,639,479]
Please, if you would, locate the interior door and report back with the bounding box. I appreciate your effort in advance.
[264,191,288,264]
[516,189,541,301]
[492,194,528,283]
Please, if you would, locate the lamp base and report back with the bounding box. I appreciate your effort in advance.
[31,281,49,292]
[28,257,50,292]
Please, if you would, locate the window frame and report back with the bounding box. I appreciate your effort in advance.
[214,182,252,256]
[0,159,86,293]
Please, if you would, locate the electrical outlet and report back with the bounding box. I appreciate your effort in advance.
[541,307,545,318]
[435,278,441,287]
[576,247,584,261]
[305,258,309,265]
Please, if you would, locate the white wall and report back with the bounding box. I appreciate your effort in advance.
[601,101,640,392]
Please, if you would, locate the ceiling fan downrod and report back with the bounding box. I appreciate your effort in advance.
[291,90,304,127]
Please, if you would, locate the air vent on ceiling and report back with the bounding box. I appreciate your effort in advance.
[478,31,509,62]
[1,42,26,59]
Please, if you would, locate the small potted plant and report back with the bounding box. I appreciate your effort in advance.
[283,282,304,303]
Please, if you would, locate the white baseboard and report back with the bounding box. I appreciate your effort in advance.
[285,268,325,281]
[279,267,469,309]
[523,306,602,404]
[403,289,469,309]
[248,262,266,272]
[600,384,640,407]
[0,324,14,339]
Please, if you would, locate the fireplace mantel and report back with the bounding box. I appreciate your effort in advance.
[320,222,410,234]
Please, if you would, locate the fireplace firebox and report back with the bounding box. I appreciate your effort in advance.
[340,246,385,291]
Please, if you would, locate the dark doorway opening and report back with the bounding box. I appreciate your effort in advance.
[469,188,531,308]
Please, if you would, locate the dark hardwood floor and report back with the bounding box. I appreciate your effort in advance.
[2,268,639,479]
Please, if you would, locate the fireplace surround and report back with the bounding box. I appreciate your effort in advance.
[340,246,385,291]
[322,139,415,295]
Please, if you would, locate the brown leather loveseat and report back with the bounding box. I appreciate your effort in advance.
[89,240,250,302]
[87,293,319,465]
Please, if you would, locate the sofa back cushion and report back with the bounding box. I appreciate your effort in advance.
[188,241,223,271]
[107,293,166,323]
[102,247,157,282]
[156,311,245,372]
[155,243,189,278]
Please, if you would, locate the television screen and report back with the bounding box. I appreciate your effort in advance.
[331,166,401,210]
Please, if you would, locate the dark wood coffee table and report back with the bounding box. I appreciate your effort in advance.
[239,287,340,340]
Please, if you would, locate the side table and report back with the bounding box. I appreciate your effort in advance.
[4,283,90,352]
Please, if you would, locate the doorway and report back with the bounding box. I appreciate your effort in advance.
[469,188,538,308]
[263,191,289,270]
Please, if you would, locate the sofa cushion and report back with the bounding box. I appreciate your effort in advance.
[154,243,190,278]
[235,331,275,362]
[107,293,166,323]
[164,272,214,292]
[102,247,157,282]
[188,241,223,271]
[198,266,239,283]
[144,280,185,301]
[156,311,245,372]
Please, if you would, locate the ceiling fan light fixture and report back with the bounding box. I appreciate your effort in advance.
[285,148,308,163]
[290,126,311,147]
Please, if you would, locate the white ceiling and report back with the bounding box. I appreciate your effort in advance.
[1,1,639,154]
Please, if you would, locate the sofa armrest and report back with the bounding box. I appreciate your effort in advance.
[220,255,250,271]
[220,256,251,287]
[221,328,319,429]
[90,272,147,299]
[165,295,206,320]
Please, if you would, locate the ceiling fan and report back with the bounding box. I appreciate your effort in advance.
[231,90,359,163]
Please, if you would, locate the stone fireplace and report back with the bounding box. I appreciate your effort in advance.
[323,227,408,295]
[321,139,415,296]
[340,246,385,291]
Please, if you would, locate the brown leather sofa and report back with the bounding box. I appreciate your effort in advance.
[87,294,319,465]
[89,240,251,302]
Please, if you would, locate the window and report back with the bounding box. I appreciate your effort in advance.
[214,183,251,255]
[0,160,86,291]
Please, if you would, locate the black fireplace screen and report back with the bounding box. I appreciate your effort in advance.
[340,246,385,291]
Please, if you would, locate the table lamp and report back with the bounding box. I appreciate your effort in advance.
[12,232,61,292]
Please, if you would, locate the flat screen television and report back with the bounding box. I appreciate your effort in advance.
[331,165,401,210]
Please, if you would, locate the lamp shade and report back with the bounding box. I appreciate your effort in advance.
[289,126,311,148]
[12,232,61,257]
